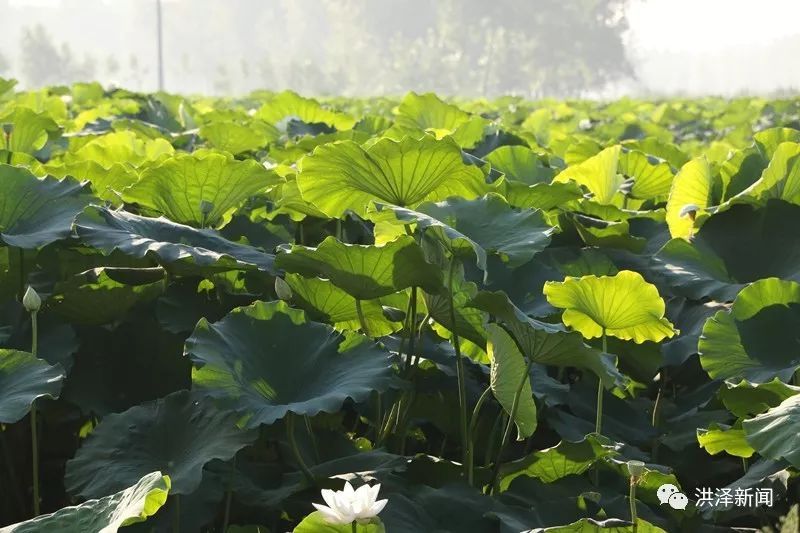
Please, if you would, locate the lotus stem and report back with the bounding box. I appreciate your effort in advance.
[629,476,638,532]
[447,256,470,480]
[354,299,370,337]
[467,386,492,487]
[596,329,607,435]
[286,414,315,484]
[174,494,180,533]
[29,309,39,517]
[221,456,235,532]
[351,521,358,533]
[489,358,533,495]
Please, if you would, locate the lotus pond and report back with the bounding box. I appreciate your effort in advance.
[0,80,799,532]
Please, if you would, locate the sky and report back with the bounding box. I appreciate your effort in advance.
[2,0,800,97]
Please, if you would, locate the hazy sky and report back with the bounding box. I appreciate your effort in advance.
[2,0,800,97]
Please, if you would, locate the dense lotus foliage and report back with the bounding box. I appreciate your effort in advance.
[1,78,800,531]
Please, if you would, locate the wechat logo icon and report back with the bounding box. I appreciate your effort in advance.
[657,484,689,510]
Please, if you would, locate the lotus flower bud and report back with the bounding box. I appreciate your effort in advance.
[22,286,41,313]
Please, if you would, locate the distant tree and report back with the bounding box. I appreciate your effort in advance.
[19,24,96,87]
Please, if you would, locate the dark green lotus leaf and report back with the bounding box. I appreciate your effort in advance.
[468,291,626,387]
[0,300,80,371]
[0,349,65,423]
[719,378,800,418]
[727,142,800,206]
[123,151,279,228]
[699,458,790,519]
[65,390,257,498]
[296,135,486,218]
[652,200,800,300]
[661,298,728,367]
[185,301,396,427]
[74,206,276,274]
[424,268,489,355]
[50,269,164,325]
[377,194,555,274]
[199,120,278,154]
[699,278,800,382]
[498,434,617,492]
[276,235,443,300]
[743,394,800,468]
[284,273,403,336]
[0,164,94,249]
[0,472,170,533]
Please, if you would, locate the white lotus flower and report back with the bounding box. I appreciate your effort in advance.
[312,481,388,525]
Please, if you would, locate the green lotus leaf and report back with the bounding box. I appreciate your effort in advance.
[199,120,278,154]
[74,206,276,274]
[123,151,279,228]
[64,131,174,168]
[0,107,60,153]
[424,268,488,354]
[754,127,800,160]
[254,91,355,131]
[719,378,800,418]
[283,273,402,336]
[623,137,688,169]
[743,394,800,468]
[618,149,673,200]
[665,157,714,239]
[498,434,618,491]
[376,194,555,274]
[486,145,556,185]
[275,236,443,300]
[732,142,800,205]
[502,180,584,211]
[468,291,626,387]
[0,164,94,249]
[697,423,754,458]
[527,518,667,532]
[0,472,170,533]
[652,200,800,300]
[387,91,487,148]
[185,301,396,427]
[699,278,800,383]
[553,145,622,205]
[296,135,486,218]
[65,390,256,498]
[294,513,385,533]
[488,324,538,440]
[45,159,138,204]
[543,270,676,343]
[50,269,164,326]
[0,349,65,423]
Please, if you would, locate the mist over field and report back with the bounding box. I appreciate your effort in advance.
[1,0,799,97]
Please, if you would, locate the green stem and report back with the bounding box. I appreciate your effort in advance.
[596,330,607,435]
[447,256,469,480]
[742,457,749,474]
[221,456,235,532]
[351,521,358,533]
[629,477,638,532]
[355,299,370,337]
[335,218,343,241]
[489,359,534,494]
[404,287,418,374]
[467,387,492,487]
[30,310,39,517]
[286,414,314,484]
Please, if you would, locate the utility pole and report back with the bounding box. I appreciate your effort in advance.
[156,0,164,91]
